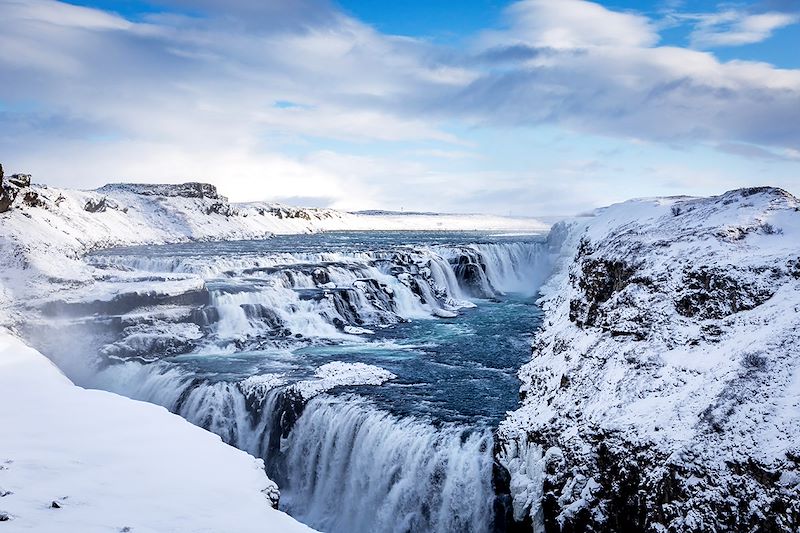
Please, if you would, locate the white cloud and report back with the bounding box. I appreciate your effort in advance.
[496,0,659,49]
[459,0,800,148]
[688,10,799,48]
[0,0,798,215]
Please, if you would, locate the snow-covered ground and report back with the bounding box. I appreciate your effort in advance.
[497,187,800,531]
[0,331,315,532]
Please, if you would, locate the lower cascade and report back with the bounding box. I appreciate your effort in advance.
[280,397,495,533]
[27,231,557,533]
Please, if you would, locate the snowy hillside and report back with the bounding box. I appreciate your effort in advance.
[497,187,800,531]
[0,179,547,281]
[0,332,315,532]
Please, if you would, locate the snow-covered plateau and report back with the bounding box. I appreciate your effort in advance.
[1,168,798,533]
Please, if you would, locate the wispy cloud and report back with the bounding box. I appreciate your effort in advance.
[686,9,799,48]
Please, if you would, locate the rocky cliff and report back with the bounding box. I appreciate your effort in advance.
[497,187,800,532]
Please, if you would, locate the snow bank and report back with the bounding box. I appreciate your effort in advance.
[291,361,397,401]
[497,187,800,531]
[0,331,315,532]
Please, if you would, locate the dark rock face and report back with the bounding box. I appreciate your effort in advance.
[0,164,26,213]
[22,190,45,208]
[84,197,109,213]
[96,182,223,200]
[267,206,313,220]
[8,174,31,188]
[0,186,16,213]
[567,240,652,339]
[526,429,800,533]
[675,266,777,319]
[493,442,534,533]
[569,254,637,327]
[205,201,236,216]
[453,251,497,298]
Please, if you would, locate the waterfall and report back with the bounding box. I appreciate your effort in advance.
[281,396,496,533]
[93,359,498,533]
[467,242,552,296]
[42,234,559,533]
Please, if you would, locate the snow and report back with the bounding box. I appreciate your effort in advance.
[497,187,800,529]
[0,331,315,533]
[239,373,288,398]
[0,181,547,323]
[291,362,397,401]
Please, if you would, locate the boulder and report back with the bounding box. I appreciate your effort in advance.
[22,191,45,208]
[8,174,31,188]
[84,197,108,213]
[0,187,15,213]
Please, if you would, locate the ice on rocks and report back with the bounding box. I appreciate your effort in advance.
[290,362,397,400]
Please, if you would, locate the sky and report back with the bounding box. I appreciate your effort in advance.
[0,0,798,216]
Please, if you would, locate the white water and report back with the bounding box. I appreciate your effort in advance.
[94,361,498,532]
[60,236,559,533]
[282,396,495,533]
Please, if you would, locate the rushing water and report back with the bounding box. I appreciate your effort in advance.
[29,231,555,533]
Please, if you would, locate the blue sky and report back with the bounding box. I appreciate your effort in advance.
[0,0,798,215]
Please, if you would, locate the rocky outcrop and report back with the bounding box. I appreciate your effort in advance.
[497,187,800,532]
[0,165,38,213]
[84,197,109,212]
[1,165,17,213]
[7,174,31,188]
[97,182,223,200]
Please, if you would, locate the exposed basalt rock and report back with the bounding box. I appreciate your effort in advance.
[205,201,236,217]
[260,388,308,483]
[267,206,313,220]
[569,255,637,328]
[191,306,220,328]
[0,164,20,213]
[0,186,16,213]
[84,197,109,213]
[8,174,31,188]
[503,428,800,533]
[0,167,37,213]
[312,268,330,285]
[22,190,45,208]
[453,251,497,298]
[97,182,223,200]
[493,440,535,533]
[675,266,778,319]
[567,242,655,339]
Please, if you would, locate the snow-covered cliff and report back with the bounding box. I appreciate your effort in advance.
[497,187,800,532]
